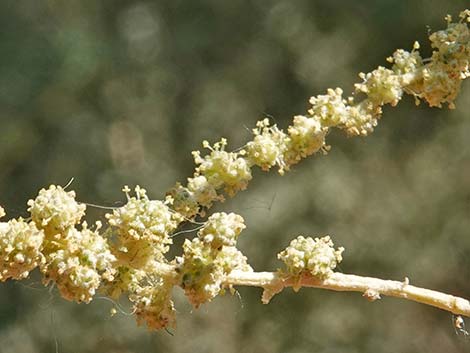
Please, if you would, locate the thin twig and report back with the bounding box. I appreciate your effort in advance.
[224,270,470,317]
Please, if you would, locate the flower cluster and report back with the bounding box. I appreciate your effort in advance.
[285,115,327,165]
[278,236,344,280]
[246,119,289,173]
[389,44,423,76]
[170,139,253,219]
[167,12,470,219]
[41,222,116,303]
[169,176,222,219]
[0,214,44,281]
[27,185,86,233]
[406,13,470,108]
[0,9,469,331]
[106,186,182,266]
[197,211,246,248]
[309,88,349,127]
[27,185,116,303]
[355,67,403,107]
[131,276,176,330]
[177,212,252,307]
[193,139,252,197]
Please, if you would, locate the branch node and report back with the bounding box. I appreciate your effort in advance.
[402,277,410,287]
[363,288,381,302]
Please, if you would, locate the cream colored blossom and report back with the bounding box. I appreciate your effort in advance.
[27,185,86,234]
[106,186,181,262]
[193,139,252,196]
[0,219,44,281]
[187,175,220,208]
[285,115,327,165]
[245,119,289,173]
[278,236,344,279]
[103,265,146,299]
[198,212,246,248]
[390,48,423,75]
[167,182,200,219]
[343,100,381,136]
[178,212,251,307]
[179,237,224,306]
[41,223,116,303]
[355,67,403,106]
[178,237,252,307]
[131,279,176,330]
[308,88,349,127]
[402,14,470,108]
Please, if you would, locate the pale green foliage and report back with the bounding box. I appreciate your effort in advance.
[278,236,344,280]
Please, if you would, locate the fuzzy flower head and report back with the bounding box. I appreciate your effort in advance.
[355,67,403,107]
[430,20,470,78]
[41,222,116,303]
[131,279,176,331]
[178,237,251,307]
[179,238,223,306]
[0,206,5,219]
[198,212,246,249]
[389,47,423,75]
[409,15,470,109]
[103,266,146,299]
[187,175,221,209]
[285,115,327,165]
[245,119,289,173]
[278,235,344,279]
[167,183,200,220]
[0,219,44,281]
[192,139,252,197]
[308,88,349,127]
[106,186,182,261]
[419,62,463,108]
[178,212,251,307]
[343,100,381,136]
[27,185,86,234]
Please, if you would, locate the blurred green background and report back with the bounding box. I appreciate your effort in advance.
[1,0,470,352]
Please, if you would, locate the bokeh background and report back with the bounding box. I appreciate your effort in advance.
[1,1,470,352]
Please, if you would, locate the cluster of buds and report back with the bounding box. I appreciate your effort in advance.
[0,212,44,281]
[177,212,252,307]
[26,185,116,303]
[106,186,182,267]
[168,12,470,218]
[278,236,344,281]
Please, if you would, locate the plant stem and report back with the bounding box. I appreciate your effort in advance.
[225,270,470,317]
